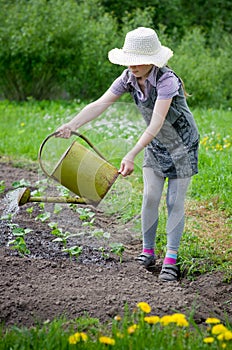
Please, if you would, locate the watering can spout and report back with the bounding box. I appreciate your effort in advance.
[17,187,91,207]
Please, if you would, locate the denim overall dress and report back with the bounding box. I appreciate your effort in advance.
[130,67,199,179]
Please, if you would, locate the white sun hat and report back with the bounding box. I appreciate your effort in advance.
[108,27,173,68]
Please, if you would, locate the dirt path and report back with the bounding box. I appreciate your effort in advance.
[0,162,231,327]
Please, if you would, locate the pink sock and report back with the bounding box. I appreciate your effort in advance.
[163,252,177,265]
[143,248,154,256]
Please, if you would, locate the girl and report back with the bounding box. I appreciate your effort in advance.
[56,27,199,282]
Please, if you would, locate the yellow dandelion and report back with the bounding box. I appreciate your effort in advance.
[215,143,223,151]
[127,324,138,334]
[221,343,227,349]
[217,330,232,341]
[116,332,124,339]
[144,316,160,325]
[172,314,189,327]
[79,332,88,342]
[68,332,88,344]
[212,324,228,335]
[205,317,221,324]
[68,335,77,345]
[203,337,215,344]
[224,142,231,149]
[201,136,209,146]
[20,122,25,127]
[160,315,173,326]
[137,302,151,313]
[114,315,121,321]
[99,336,115,346]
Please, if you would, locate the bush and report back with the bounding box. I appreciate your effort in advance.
[169,28,232,108]
[0,0,118,100]
[0,1,231,107]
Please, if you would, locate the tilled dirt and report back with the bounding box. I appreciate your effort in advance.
[0,162,232,328]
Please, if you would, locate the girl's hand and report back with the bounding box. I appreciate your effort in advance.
[119,156,134,177]
[55,124,73,138]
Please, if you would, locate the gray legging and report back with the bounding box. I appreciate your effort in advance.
[142,167,191,252]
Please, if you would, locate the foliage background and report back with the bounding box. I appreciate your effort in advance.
[0,0,231,108]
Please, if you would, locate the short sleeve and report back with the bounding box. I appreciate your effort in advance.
[109,69,130,96]
[156,71,180,100]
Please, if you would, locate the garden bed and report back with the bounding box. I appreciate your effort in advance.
[0,162,231,327]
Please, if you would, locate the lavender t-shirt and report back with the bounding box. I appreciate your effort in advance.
[109,65,181,101]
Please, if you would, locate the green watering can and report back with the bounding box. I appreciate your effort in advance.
[18,132,119,207]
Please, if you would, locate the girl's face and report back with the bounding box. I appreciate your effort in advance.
[128,64,153,79]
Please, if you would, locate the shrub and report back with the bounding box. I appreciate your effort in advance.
[0,0,117,100]
[169,28,232,108]
[0,1,231,107]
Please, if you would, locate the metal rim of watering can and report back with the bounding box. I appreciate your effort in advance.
[38,131,107,179]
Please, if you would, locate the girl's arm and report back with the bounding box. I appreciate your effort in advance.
[119,98,172,176]
[56,89,120,138]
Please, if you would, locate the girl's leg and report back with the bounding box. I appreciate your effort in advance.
[159,177,191,281]
[141,167,165,253]
[165,177,191,254]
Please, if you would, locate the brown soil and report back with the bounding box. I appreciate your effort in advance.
[0,162,231,328]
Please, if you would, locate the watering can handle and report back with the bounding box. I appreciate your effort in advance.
[38,131,107,179]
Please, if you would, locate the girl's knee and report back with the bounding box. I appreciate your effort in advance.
[143,190,161,208]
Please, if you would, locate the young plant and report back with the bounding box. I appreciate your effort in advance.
[0,213,13,222]
[91,229,111,239]
[0,180,5,194]
[76,207,95,221]
[35,211,51,222]
[26,206,34,217]
[110,243,125,263]
[11,178,31,188]
[98,246,110,260]
[53,204,62,214]
[8,226,32,256]
[62,245,83,261]
[52,230,72,249]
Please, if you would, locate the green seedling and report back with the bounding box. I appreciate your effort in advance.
[82,217,95,228]
[49,224,63,237]
[76,207,95,221]
[62,245,83,261]
[8,237,30,256]
[12,227,33,236]
[8,226,32,256]
[48,222,80,249]
[98,246,110,260]
[53,204,62,214]
[110,242,125,263]
[48,222,58,229]
[52,231,72,248]
[35,212,51,222]
[0,180,5,194]
[0,213,13,221]
[11,178,31,188]
[91,229,111,239]
[26,206,34,217]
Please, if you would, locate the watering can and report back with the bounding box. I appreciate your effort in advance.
[18,131,119,207]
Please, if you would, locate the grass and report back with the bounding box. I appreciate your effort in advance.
[0,100,231,349]
[1,302,232,350]
[0,100,231,270]
[0,100,231,272]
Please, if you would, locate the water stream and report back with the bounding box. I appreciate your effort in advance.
[1,188,23,217]
[0,188,25,242]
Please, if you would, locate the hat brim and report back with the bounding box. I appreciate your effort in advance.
[108,46,173,68]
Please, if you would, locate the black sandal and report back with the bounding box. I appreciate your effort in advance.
[135,253,156,272]
[159,264,180,282]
